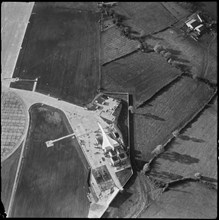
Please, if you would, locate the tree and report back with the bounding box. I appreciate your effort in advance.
[151,144,165,156]
[154,44,163,53]
[143,163,150,173]
[163,51,172,60]
[160,50,166,56]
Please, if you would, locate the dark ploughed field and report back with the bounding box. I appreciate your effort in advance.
[11,2,100,106]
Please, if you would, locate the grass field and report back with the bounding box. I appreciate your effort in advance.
[10,104,89,217]
[149,96,217,183]
[202,2,217,20]
[10,2,100,106]
[160,2,191,20]
[114,2,176,35]
[101,26,138,64]
[133,76,215,165]
[1,143,22,213]
[102,51,181,106]
[139,181,217,218]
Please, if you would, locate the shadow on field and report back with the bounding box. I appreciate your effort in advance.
[109,190,133,208]
[178,134,205,143]
[201,176,217,183]
[137,113,166,121]
[158,151,200,164]
[150,170,184,181]
[165,48,181,56]
[145,35,164,41]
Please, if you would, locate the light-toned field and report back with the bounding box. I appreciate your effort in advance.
[102,51,181,106]
[139,181,217,218]
[133,76,215,163]
[149,96,217,182]
[101,26,138,64]
[1,2,34,86]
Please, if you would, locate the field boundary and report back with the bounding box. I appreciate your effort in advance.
[147,88,217,175]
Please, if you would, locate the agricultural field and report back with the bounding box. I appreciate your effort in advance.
[160,2,191,20]
[46,2,99,12]
[113,2,176,35]
[133,76,215,166]
[102,51,182,107]
[1,2,34,86]
[1,143,22,213]
[139,181,217,218]
[202,2,217,20]
[101,26,138,64]
[149,96,217,183]
[145,27,217,84]
[10,2,100,106]
[10,104,90,217]
[178,2,217,20]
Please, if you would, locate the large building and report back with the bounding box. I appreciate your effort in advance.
[70,94,133,218]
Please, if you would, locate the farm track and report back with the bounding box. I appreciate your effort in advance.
[202,33,216,80]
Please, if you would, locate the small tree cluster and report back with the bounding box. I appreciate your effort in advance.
[152,144,165,156]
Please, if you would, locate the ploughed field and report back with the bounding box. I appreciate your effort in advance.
[149,96,217,183]
[10,2,100,106]
[102,51,181,107]
[113,2,176,34]
[133,76,216,165]
[101,26,138,64]
[10,104,89,217]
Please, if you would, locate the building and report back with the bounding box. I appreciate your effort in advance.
[185,13,206,39]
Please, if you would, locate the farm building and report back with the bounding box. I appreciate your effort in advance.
[185,13,206,36]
